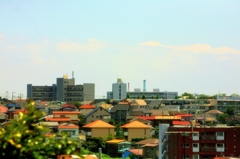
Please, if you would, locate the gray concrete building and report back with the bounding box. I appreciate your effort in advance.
[107,79,178,100]
[107,78,127,100]
[27,75,95,102]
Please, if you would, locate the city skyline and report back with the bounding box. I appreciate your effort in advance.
[1,1,240,99]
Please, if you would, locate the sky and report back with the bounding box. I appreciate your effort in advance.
[1,0,240,99]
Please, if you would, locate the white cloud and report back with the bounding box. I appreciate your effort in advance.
[56,38,106,53]
[140,41,240,55]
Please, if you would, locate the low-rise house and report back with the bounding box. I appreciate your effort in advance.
[110,104,130,123]
[10,109,28,119]
[52,111,80,124]
[0,112,8,123]
[131,99,147,108]
[128,117,152,126]
[122,149,142,159]
[135,138,159,147]
[142,143,158,159]
[106,139,131,157]
[79,104,95,110]
[0,105,8,113]
[84,107,111,123]
[57,123,81,150]
[45,105,62,114]
[121,121,152,141]
[131,108,152,116]
[82,120,115,139]
[40,122,59,134]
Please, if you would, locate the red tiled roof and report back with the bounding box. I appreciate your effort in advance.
[172,121,191,125]
[83,120,115,128]
[12,110,28,114]
[79,104,95,109]
[62,103,76,108]
[46,117,71,121]
[58,123,79,129]
[175,114,194,117]
[0,106,8,113]
[52,111,80,114]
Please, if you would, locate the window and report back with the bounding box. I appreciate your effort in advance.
[181,155,189,159]
[192,155,199,159]
[217,144,224,148]
[216,132,224,136]
[181,143,189,148]
[193,143,198,148]
[181,132,190,136]
[193,132,198,136]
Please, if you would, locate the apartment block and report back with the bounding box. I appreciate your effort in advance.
[159,124,240,159]
[27,74,95,102]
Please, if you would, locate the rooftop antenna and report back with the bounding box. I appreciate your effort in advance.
[72,71,74,79]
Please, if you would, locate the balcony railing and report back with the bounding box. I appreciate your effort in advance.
[200,147,216,152]
[200,135,216,140]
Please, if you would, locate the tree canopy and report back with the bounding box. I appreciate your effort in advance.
[0,101,77,159]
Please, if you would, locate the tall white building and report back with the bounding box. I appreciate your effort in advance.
[107,78,127,100]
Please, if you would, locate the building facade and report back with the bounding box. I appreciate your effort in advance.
[27,75,95,102]
[159,124,240,159]
[107,79,178,100]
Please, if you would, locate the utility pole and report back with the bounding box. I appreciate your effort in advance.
[12,92,15,102]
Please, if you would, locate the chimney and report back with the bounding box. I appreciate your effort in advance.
[143,80,146,92]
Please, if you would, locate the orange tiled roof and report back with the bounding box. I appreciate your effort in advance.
[58,123,79,129]
[46,117,71,121]
[83,120,115,128]
[0,106,8,113]
[121,121,151,128]
[52,111,80,114]
[79,104,95,109]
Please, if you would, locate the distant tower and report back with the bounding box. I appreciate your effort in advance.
[143,80,146,92]
[6,91,9,99]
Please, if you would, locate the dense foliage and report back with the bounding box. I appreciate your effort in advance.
[0,101,77,159]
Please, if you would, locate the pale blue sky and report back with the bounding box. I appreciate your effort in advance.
[1,1,240,99]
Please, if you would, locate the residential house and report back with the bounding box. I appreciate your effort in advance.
[82,120,115,139]
[45,105,62,114]
[79,104,95,110]
[131,99,147,108]
[121,121,152,141]
[10,109,28,119]
[35,105,46,112]
[46,111,80,124]
[0,112,8,123]
[110,104,130,123]
[131,108,152,116]
[106,139,131,157]
[135,138,159,147]
[57,123,81,149]
[0,105,8,113]
[84,107,111,124]
[122,149,143,159]
[128,117,152,126]
[142,143,158,159]
[40,122,59,134]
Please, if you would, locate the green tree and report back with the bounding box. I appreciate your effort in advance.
[231,93,239,97]
[126,94,130,99]
[156,95,159,99]
[0,101,77,159]
[181,92,195,99]
[70,101,81,108]
[217,113,229,124]
[197,94,208,99]
[78,114,86,128]
[142,94,146,99]
[225,106,235,116]
[154,126,159,137]
[151,96,154,99]
[137,96,140,99]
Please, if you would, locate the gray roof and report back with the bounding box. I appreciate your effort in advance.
[110,104,129,113]
[80,109,93,116]
[132,108,152,114]
[84,106,110,118]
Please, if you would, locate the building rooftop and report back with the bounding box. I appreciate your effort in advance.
[121,121,151,128]
[106,139,125,144]
[79,104,95,109]
[52,111,80,114]
[83,120,115,128]
[46,117,71,122]
[58,123,79,129]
